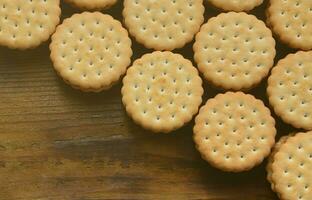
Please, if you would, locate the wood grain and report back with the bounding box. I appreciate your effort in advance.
[0,1,298,199]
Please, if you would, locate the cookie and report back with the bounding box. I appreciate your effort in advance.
[194,12,275,90]
[268,131,312,200]
[267,51,312,130]
[193,92,276,172]
[64,0,117,10]
[123,0,204,50]
[206,0,263,12]
[266,135,291,194]
[50,12,132,92]
[0,0,61,49]
[122,51,203,133]
[267,0,312,50]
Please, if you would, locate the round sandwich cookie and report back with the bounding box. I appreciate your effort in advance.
[267,0,312,50]
[267,131,312,200]
[0,0,61,49]
[64,0,117,10]
[267,51,312,130]
[193,92,276,172]
[50,12,132,92]
[123,0,205,51]
[194,12,276,90]
[122,51,204,133]
[206,0,263,12]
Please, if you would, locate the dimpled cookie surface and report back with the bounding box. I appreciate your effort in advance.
[194,92,276,172]
[122,51,203,133]
[0,0,61,49]
[270,132,312,200]
[194,12,275,90]
[268,51,312,130]
[266,135,291,193]
[50,12,132,92]
[267,0,312,50]
[123,0,204,50]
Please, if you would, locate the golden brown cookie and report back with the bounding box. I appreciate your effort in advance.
[194,92,276,172]
[267,51,312,130]
[50,12,132,92]
[0,0,61,49]
[123,0,204,50]
[269,131,312,200]
[194,12,275,90]
[266,135,291,194]
[122,51,203,133]
[267,0,312,50]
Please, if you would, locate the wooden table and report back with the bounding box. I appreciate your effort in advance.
[0,1,296,199]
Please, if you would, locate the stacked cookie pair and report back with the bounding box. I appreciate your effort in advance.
[192,12,276,169]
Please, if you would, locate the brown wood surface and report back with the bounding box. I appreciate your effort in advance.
[0,1,298,199]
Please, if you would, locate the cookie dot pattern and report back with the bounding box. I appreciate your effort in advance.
[269,132,312,200]
[123,0,204,50]
[268,51,312,130]
[64,0,117,10]
[207,0,263,12]
[194,92,276,172]
[194,12,276,90]
[266,134,292,195]
[0,0,61,49]
[122,51,203,133]
[50,12,132,92]
[267,0,312,50]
